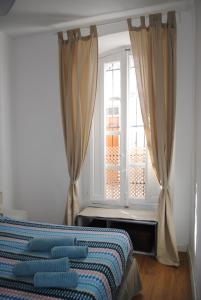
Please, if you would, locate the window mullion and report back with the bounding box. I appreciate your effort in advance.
[100,60,106,200]
[104,56,121,202]
[120,51,128,207]
[125,52,129,207]
[92,48,159,209]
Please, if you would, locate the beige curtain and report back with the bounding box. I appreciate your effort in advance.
[58,26,98,225]
[128,12,179,266]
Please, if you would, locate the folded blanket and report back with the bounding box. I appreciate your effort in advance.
[27,237,77,251]
[51,246,88,259]
[34,271,78,288]
[13,257,70,277]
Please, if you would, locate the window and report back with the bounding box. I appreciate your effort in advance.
[92,48,159,209]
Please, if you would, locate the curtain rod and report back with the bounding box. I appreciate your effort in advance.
[14,0,191,36]
[51,0,191,35]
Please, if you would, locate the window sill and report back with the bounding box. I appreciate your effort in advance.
[76,206,158,256]
[90,201,159,211]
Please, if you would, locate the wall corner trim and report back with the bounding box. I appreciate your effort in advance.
[187,248,197,300]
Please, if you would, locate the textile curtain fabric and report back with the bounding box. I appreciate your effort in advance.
[128,12,179,266]
[58,26,98,225]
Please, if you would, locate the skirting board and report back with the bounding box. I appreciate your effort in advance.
[177,244,187,252]
[187,248,197,300]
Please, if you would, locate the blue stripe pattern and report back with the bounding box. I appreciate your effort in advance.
[0,216,133,300]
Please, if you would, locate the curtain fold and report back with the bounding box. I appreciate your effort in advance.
[58,26,98,225]
[128,12,179,266]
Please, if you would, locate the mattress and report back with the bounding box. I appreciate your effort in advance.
[0,216,141,300]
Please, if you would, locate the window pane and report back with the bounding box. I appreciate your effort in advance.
[104,60,121,201]
[104,61,120,99]
[128,96,143,127]
[106,100,120,132]
[129,147,146,164]
[128,54,146,200]
[128,127,146,164]
[129,54,134,68]
[128,167,145,199]
[105,169,120,200]
[92,51,160,205]
[106,135,120,165]
[128,127,146,149]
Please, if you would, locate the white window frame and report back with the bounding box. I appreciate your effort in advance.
[103,51,125,206]
[89,47,160,210]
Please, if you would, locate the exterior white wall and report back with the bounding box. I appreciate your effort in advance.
[0,33,14,209]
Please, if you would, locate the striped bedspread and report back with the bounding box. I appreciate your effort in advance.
[0,216,133,300]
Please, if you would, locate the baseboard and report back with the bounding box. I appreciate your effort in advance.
[177,244,187,252]
[187,248,197,300]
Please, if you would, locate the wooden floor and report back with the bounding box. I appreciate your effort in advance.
[133,252,193,300]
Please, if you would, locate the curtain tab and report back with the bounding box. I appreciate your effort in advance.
[149,13,162,26]
[140,16,146,27]
[74,28,81,40]
[127,18,132,30]
[67,29,80,41]
[67,30,74,41]
[58,32,63,43]
[90,25,97,37]
[167,11,176,28]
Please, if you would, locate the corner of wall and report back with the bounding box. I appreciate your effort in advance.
[0,32,14,210]
[188,247,197,300]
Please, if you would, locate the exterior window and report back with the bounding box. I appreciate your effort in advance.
[104,61,121,200]
[92,48,159,208]
[127,55,146,200]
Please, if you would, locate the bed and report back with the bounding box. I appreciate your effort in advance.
[0,216,141,300]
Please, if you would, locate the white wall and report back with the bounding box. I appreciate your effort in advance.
[7,8,195,250]
[0,33,14,209]
[11,33,68,223]
[173,9,195,250]
[189,0,201,298]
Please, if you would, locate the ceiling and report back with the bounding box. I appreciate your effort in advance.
[0,0,190,36]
